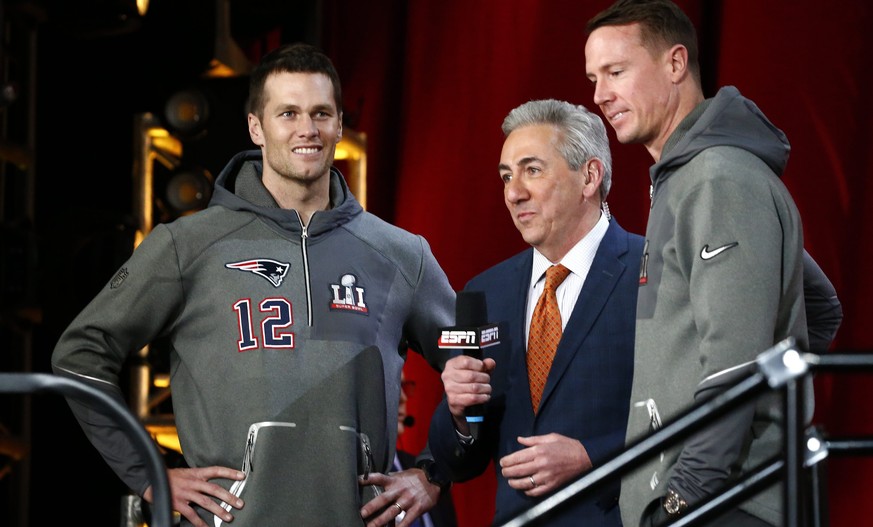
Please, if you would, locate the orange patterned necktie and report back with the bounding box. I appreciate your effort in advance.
[527,264,571,413]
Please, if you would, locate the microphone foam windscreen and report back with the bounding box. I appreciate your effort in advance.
[455,290,488,326]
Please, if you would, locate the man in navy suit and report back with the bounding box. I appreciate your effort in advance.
[428,99,643,526]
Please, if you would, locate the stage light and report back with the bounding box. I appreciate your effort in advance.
[163,89,211,139]
[204,0,252,78]
[334,128,367,209]
[136,0,149,16]
[164,167,213,215]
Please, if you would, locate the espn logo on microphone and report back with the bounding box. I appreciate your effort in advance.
[438,324,501,349]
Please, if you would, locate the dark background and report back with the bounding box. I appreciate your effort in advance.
[1,1,871,526]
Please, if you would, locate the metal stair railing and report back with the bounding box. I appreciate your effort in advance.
[0,373,173,527]
[499,338,873,527]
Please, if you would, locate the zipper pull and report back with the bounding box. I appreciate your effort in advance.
[360,433,372,479]
[242,427,256,474]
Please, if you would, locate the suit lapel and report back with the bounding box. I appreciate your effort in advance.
[506,251,537,417]
[538,222,628,412]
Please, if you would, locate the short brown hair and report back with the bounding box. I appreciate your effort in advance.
[246,43,342,118]
[586,0,701,86]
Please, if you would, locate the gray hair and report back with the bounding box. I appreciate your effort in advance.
[502,99,613,200]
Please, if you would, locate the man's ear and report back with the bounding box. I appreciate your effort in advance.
[248,113,264,146]
[584,158,604,199]
[667,44,690,82]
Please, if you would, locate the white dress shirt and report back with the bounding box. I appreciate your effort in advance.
[525,213,609,345]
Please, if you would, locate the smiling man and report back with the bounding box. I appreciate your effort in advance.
[52,43,456,527]
[585,2,809,526]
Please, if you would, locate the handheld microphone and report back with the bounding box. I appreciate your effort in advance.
[438,290,500,441]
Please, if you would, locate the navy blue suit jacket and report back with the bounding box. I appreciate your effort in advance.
[429,220,643,527]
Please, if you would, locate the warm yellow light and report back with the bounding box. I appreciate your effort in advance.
[204,59,241,79]
[152,373,170,389]
[137,0,149,16]
[147,127,183,158]
[335,140,364,161]
[134,118,183,249]
[334,129,367,209]
[147,424,182,454]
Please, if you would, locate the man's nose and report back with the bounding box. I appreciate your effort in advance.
[297,115,318,136]
[592,80,611,106]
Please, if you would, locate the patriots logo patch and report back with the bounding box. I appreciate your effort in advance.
[225,259,290,287]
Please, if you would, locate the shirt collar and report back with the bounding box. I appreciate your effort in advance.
[529,212,609,288]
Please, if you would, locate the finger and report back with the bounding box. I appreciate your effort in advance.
[177,504,212,527]
[525,485,547,497]
[443,356,492,380]
[523,473,551,497]
[500,443,536,469]
[506,475,542,497]
[516,434,547,447]
[365,501,406,527]
[180,489,238,522]
[360,471,391,486]
[187,479,245,511]
[210,485,245,512]
[506,475,533,491]
[192,466,246,481]
[360,493,393,520]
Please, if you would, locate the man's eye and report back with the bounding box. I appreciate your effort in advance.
[500,173,512,183]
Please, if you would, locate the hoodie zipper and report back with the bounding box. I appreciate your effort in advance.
[634,398,665,489]
[299,218,313,327]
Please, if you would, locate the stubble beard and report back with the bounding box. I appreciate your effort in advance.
[268,149,333,186]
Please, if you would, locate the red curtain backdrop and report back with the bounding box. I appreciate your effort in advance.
[323,1,873,526]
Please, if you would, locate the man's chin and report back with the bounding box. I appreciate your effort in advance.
[613,127,635,144]
[289,162,331,181]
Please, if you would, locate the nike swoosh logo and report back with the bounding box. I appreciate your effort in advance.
[700,242,739,260]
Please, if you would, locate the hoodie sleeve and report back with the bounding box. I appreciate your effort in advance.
[802,250,842,353]
[666,147,806,504]
[51,224,185,496]
[402,235,456,372]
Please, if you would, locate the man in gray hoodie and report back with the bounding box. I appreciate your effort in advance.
[52,43,455,527]
[585,1,829,525]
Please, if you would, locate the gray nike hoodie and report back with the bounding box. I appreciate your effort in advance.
[620,86,808,527]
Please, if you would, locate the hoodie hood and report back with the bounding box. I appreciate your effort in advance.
[652,86,790,184]
[208,149,363,237]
